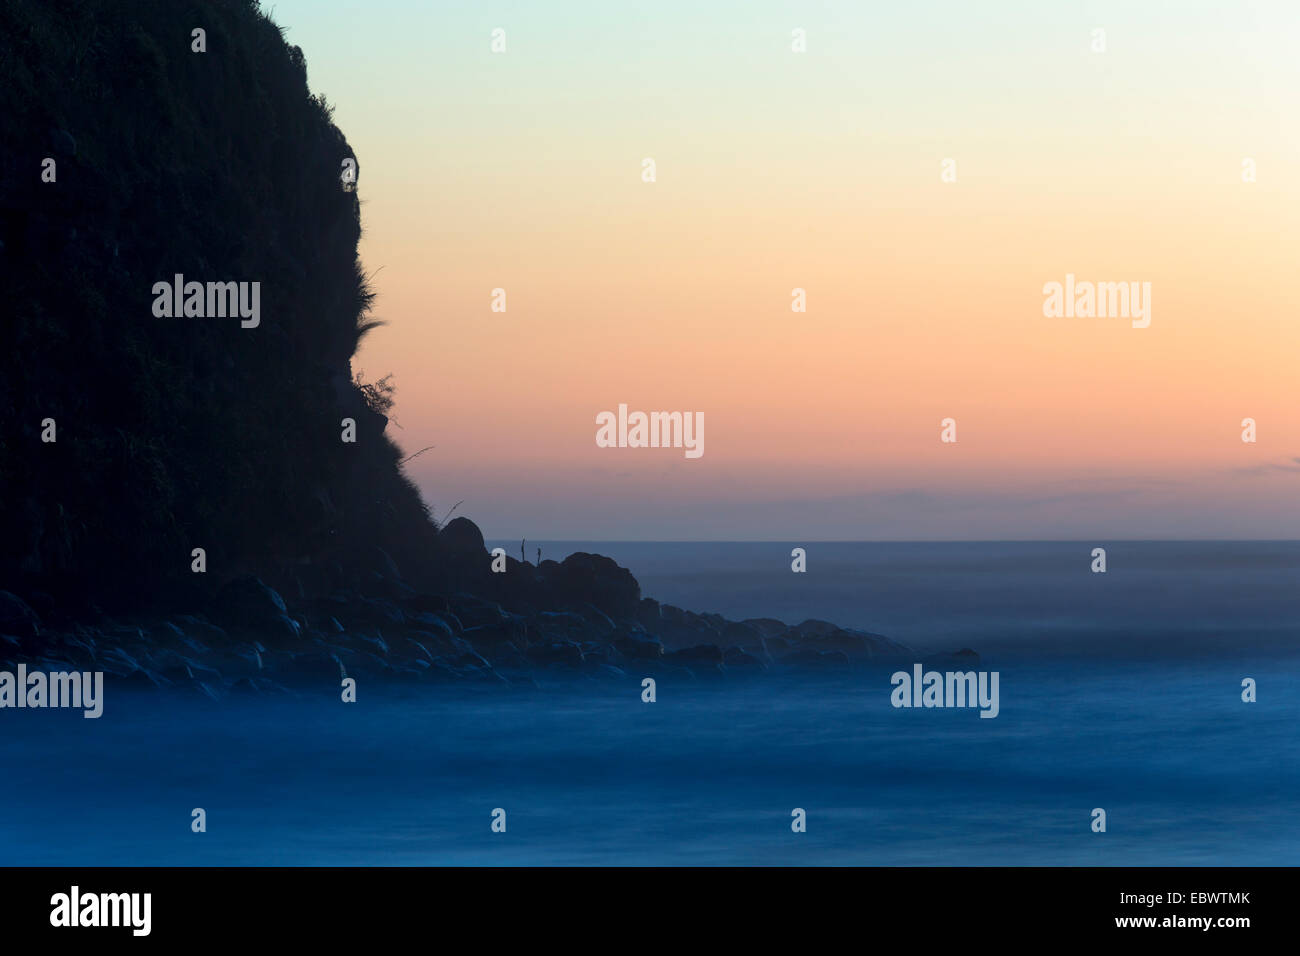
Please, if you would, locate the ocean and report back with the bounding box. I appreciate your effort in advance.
[3,541,1297,865]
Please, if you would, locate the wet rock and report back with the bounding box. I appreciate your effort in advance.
[115,668,166,690]
[338,597,404,627]
[212,577,300,642]
[462,623,522,649]
[230,677,261,696]
[923,647,981,667]
[290,651,345,682]
[578,603,616,635]
[335,648,391,678]
[723,647,766,671]
[526,641,584,666]
[765,635,792,656]
[485,641,529,671]
[408,611,457,639]
[354,632,389,657]
[0,591,41,639]
[666,644,724,666]
[780,648,852,669]
[614,633,664,660]
[450,598,511,630]
[742,618,789,638]
[799,628,896,660]
[50,127,77,157]
[405,593,452,615]
[173,614,228,645]
[788,619,841,640]
[550,552,640,619]
[533,610,591,642]
[636,598,662,629]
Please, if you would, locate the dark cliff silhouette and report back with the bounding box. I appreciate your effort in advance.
[1,0,440,609]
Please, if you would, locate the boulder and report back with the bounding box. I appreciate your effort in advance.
[667,644,724,665]
[550,552,640,619]
[0,591,40,639]
[213,576,286,625]
[438,517,486,560]
[614,633,665,660]
[211,576,301,642]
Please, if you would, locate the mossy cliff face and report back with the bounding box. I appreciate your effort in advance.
[0,0,438,608]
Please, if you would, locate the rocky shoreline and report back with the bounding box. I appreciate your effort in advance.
[0,525,977,699]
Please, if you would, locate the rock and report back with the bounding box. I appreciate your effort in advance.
[720,620,762,644]
[653,605,722,647]
[578,641,619,667]
[289,651,345,682]
[449,597,510,629]
[614,633,664,660]
[742,618,790,638]
[526,641,584,666]
[335,648,391,677]
[723,647,766,671]
[265,614,303,643]
[152,621,189,647]
[577,603,616,635]
[0,591,40,639]
[551,552,640,619]
[59,636,98,667]
[354,633,389,657]
[486,642,529,671]
[765,635,791,656]
[923,647,981,667]
[369,547,401,580]
[533,610,591,642]
[403,638,436,664]
[408,613,456,640]
[405,593,451,614]
[211,646,262,679]
[345,597,404,627]
[636,598,662,629]
[788,619,841,640]
[798,627,904,660]
[1,551,928,688]
[193,681,223,702]
[448,648,492,671]
[667,644,724,666]
[212,576,289,629]
[115,668,165,690]
[438,517,486,558]
[173,614,229,645]
[462,623,521,649]
[50,127,77,157]
[161,657,223,684]
[780,648,852,669]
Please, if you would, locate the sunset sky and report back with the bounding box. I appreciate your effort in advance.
[272,0,1300,539]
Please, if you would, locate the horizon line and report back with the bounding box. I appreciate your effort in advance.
[481,538,1300,545]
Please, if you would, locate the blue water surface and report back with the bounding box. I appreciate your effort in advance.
[2,541,1296,865]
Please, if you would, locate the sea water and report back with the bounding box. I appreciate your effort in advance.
[2,541,1296,865]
